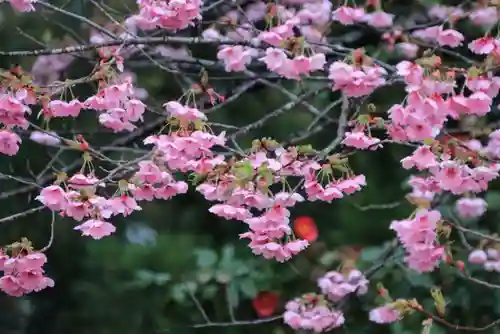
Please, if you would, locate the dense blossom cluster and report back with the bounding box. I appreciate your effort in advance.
[0,248,53,297]
[284,293,345,332]
[132,0,202,31]
[390,209,444,273]
[468,248,500,272]
[3,0,500,331]
[317,269,369,302]
[282,268,379,332]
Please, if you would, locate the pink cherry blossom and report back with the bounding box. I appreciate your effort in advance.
[395,43,419,59]
[363,11,394,28]
[283,295,345,332]
[74,219,116,239]
[469,37,499,55]
[332,6,365,25]
[455,197,487,218]
[342,131,381,150]
[0,131,21,156]
[468,249,487,264]
[318,269,368,302]
[48,99,83,118]
[209,204,252,221]
[8,0,36,12]
[369,305,400,324]
[29,131,61,146]
[437,29,464,48]
[217,46,255,72]
[0,250,54,296]
[401,146,437,170]
[36,185,68,211]
[470,7,499,27]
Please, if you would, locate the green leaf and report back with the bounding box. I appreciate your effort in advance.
[219,245,235,271]
[405,270,434,288]
[239,278,258,298]
[194,249,218,268]
[215,270,232,283]
[154,273,171,285]
[485,192,500,211]
[171,284,186,303]
[202,285,218,299]
[184,281,198,293]
[234,161,254,180]
[197,269,213,284]
[133,270,171,287]
[227,281,240,308]
[359,246,384,262]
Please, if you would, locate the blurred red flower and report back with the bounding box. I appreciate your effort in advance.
[252,291,279,317]
[293,216,318,242]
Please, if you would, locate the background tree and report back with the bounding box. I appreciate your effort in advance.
[1,0,500,333]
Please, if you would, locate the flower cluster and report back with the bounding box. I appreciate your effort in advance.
[283,267,368,332]
[0,248,53,297]
[132,0,202,31]
[455,197,487,219]
[328,61,387,97]
[369,304,401,324]
[7,0,36,12]
[284,293,345,332]
[390,209,444,272]
[7,0,500,331]
[317,268,369,302]
[36,177,143,240]
[468,248,500,272]
[84,78,146,132]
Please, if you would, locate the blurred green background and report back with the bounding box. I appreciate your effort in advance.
[2,0,500,333]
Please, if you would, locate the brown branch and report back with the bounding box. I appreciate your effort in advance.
[414,307,500,332]
[0,206,45,224]
[191,315,282,328]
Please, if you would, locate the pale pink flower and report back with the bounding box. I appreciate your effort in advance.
[107,196,142,217]
[318,269,368,302]
[363,11,394,28]
[395,43,419,59]
[0,94,30,128]
[0,131,21,156]
[369,305,400,324]
[283,296,345,332]
[332,6,365,25]
[433,161,466,192]
[259,31,283,47]
[209,204,252,221]
[466,92,492,116]
[412,26,441,42]
[428,5,464,20]
[36,185,67,211]
[468,249,487,264]
[437,29,464,48]
[470,7,498,27]
[342,131,381,150]
[405,244,444,272]
[455,197,487,218]
[74,219,116,239]
[67,173,101,190]
[48,99,83,117]
[202,28,222,41]
[164,101,207,122]
[8,0,36,12]
[469,37,498,54]
[29,131,60,146]
[217,46,255,72]
[401,146,437,170]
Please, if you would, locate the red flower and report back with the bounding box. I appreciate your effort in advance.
[293,216,318,242]
[252,291,279,317]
